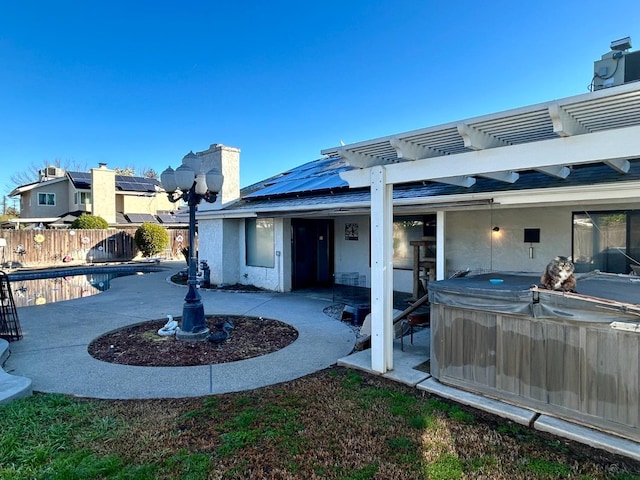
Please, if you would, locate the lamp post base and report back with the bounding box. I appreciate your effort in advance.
[176,326,210,341]
[177,300,210,341]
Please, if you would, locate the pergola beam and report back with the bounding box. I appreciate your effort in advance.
[548,103,589,137]
[338,148,390,169]
[432,176,477,187]
[339,125,640,188]
[457,123,510,150]
[605,158,630,174]
[479,171,520,183]
[535,165,570,179]
[389,136,439,160]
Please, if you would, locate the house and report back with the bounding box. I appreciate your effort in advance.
[7,163,184,229]
[193,42,640,377]
[198,81,640,292]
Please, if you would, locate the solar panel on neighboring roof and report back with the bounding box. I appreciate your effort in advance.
[157,214,178,223]
[125,213,158,223]
[68,171,91,189]
[115,176,160,192]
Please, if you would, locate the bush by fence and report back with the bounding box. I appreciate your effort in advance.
[0,228,190,268]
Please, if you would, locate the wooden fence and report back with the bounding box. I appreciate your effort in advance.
[0,228,191,268]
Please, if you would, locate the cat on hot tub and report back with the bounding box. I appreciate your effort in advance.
[539,256,577,293]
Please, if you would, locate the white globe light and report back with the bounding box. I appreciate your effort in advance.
[174,164,196,190]
[160,166,177,193]
[181,151,202,173]
[194,174,208,195]
[205,167,224,194]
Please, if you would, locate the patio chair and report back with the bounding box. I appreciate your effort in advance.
[400,312,430,351]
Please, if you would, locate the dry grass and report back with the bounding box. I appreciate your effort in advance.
[70,367,640,479]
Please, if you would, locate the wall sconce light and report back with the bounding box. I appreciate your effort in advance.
[492,226,500,232]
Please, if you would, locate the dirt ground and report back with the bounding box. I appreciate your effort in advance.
[88,315,298,366]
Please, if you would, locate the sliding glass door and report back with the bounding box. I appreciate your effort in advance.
[573,211,635,274]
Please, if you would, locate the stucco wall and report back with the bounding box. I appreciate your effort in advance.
[196,144,241,211]
[25,181,70,218]
[239,217,286,291]
[91,165,116,224]
[198,218,240,287]
[334,216,371,286]
[446,206,576,276]
[120,193,176,214]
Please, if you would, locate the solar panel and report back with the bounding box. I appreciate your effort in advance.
[68,171,91,189]
[125,213,158,223]
[115,176,159,192]
[244,157,350,199]
[117,181,135,191]
[157,214,178,223]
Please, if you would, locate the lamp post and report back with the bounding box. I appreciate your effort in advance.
[160,151,223,341]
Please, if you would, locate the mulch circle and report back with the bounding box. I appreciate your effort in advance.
[88,315,298,367]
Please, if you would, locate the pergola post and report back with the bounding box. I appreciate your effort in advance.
[370,166,394,373]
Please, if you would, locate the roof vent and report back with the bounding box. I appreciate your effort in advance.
[592,36,640,90]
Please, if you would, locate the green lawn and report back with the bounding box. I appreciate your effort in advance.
[1,367,639,479]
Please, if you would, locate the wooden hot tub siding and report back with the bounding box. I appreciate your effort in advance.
[430,303,640,442]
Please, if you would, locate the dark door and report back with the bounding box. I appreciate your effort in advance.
[292,219,334,289]
[628,211,640,273]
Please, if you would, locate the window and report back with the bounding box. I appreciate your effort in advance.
[246,218,275,268]
[38,193,55,206]
[573,211,631,274]
[74,191,91,205]
[393,215,435,269]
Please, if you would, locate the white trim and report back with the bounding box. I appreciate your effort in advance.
[9,177,67,197]
[494,181,640,206]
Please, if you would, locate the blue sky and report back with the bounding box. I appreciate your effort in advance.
[1,1,639,199]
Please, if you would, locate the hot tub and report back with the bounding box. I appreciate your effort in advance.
[428,272,640,442]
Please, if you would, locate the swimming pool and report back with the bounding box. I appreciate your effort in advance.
[6,264,166,307]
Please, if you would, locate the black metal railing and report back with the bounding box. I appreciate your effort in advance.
[0,271,22,341]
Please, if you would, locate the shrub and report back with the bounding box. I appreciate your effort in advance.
[70,214,109,229]
[134,222,169,258]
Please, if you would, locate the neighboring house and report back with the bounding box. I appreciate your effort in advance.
[7,163,185,229]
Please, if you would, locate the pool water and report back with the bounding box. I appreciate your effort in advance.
[9,272,143,307]
[6,265,164,308]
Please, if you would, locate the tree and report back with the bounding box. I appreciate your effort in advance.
[2,196,18,216]
[114,166,157,178]
[70,214,109,229]
[114,166,136,176]
[141,168,158,179]
[134,222,169,258]
[9,158,87,188]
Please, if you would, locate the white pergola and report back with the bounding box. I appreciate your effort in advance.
[322,82,640,373]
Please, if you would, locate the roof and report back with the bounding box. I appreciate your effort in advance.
[214,81,640,218]
[67,171,161,193]
[219,159,640,217]
[241,156,350,199]
[10,171,163,197]
[5,211,186,229]
[8,177,67,197]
